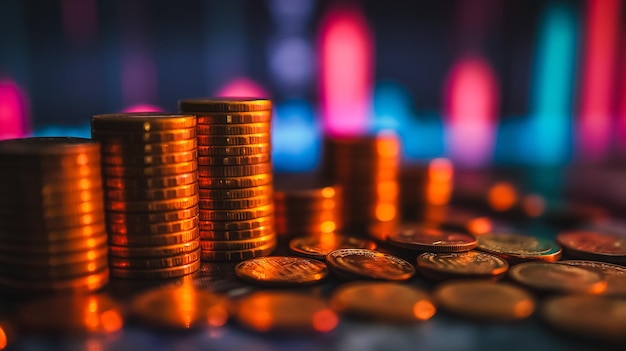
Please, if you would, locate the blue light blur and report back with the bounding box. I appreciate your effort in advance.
[272,99,321,172]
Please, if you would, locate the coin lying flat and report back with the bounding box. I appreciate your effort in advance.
[557,231,626,265]
[386,225,477,252]
[330,282,436,323]
[559,260,626,297]
[417,251,509,280]
[326,249,415,281]
[477,233,562,263]
[433,281,535,322]
[235,256,328,286]
[508,262,607,294]
[236,291,337,333]
[289,234,376,261]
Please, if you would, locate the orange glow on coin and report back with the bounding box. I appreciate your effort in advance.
[322,199,336,210]
[428,158,453,182]
[467,217,492,235]
[487,182,518,211]
[77,154,88,165]
[376,133,399,158]
[81,214,93,225]
[312,309,338,332]
[86,238,96,247]
[207,305,229,327]
[513,300,535,319]
[322,187,336,198]
[413,300,437,321]
[88,298,98,313]
[375,203,396,222]
[320,221,336,233]
[378,180,398,200]
[426,183,452,205]
[522,195,546,217]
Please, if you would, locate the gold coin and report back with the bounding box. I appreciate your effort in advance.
[557,231,626,265]
[107,216,198,235]
[102,150,196,166]
[92,113,196,130]
[200,242,276,262]
[198,173,272,189]
[108,240,200,258]
[0,257,108,279]
[0,211,104,232]
[199,184,273,199]
[289,234,377,261]
[106,206,199,224]
[199,195,272,210]
[326,249,415,281]
[197,153,270,166]
[0,244,107,266]
[105,183,198,202]
[198,163,271,178]
[0,233,107,254]
[541,295,626,342]
[197,143,270,156]
[0,137,99,157]
[198,204,273,221]
[200,225,274,241]
[416,251,509,280]
[386,226,477,252]
[102,161,198,177]
[433,281,535,322]
[234,256,327,286]
[109,250,201,269]
[129,284,229,329]
[100,138,197,155]
[559,260,626,297]
[477,233,562,263]
[197,122,270,135]
[0,269,108,293]
[0,222,106,242]
[105,194,198,212]
[179,98,272,113]
[91,127,196,143]
[200,234,276,251]
[110,259,200,279]
[108,227,200,246]
[18,294,123,334]
[236,291,337,333]
[198,215,273,231]
[104,172,198,190]
[508,262,607,294]
[197,133,270,146]
[330,282,436,323]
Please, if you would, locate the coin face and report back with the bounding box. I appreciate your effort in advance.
[508,262,607,294]
[557,231,626,264]
[236,291,337,333]
[559,260,626,297]
[235,256,328,286]
[542,296,626,342]
[330,282,436,323]
[289,234,377,261]
[386,226,477,252]
[416,251,509,280]
[433,281,535,322]
[326,249,415,281]
[477,233,562,263]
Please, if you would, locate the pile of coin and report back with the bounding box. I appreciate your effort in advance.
[91,113,201,279]
[178,98,276,261]
[323,132,400,233]
[399,158,454,220]
[0,137,108,293]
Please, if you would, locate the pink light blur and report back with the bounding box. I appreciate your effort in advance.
[318,4,373,136]
[0,79,29,140]
[216,77,269,98]
[444,56,499,167]
[61,0,97,45]
[618,35,626,153]
[578,0,621,159]
[122,104,163,113]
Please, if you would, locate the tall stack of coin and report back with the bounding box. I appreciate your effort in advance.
[91,113,201,279]
[178,98,276,261]
[0,137,108,293]
[323,132,400,234]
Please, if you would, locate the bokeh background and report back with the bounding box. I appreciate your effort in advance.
[0,0,624,172]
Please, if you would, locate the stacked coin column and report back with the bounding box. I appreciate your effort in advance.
[0,137,108,293]
[179,98,276,261]
[91,114,201,279]
[323,132,401,236]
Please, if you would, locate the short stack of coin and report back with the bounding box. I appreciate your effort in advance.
[178,98,276,261]
[323,132,400,234]
[400,158,454,221]
[0,137,108,293]
[91,113,201,279]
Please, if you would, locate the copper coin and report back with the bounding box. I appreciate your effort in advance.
[0,153,100,172]
[179,98,272,113]
[0,176,102,194]
[0,269,109,293]
[200,225,274,241]
[197,143,271,157]
[542,295,626,342]
[330,282,436,323]
[557,231,626,265]
[110,259,200,279]
[198,162,272,178]
[326,249,415,281]
[417,251,509,280]
[109,250,201,269]
[274,186,339,200]
[198,215,273,231]
[105,183,198,202]
[0,201,104,219]
[197,122,270,135]
[0,137,99,156]
[433,281,535,322]
[197,153,270,166]
[0,188,103,208]
[200,234,276,251]
[199,195,272,210]
[0,212,104,233]
[508,262,607,294]
[107,216,198,235]
[198,173,272,189]
[108,227,200,246]
[289,234,377,261]
[236,291,337,333]
[102,161,197,178]
[199,184,273,199]
[18,294,123,334]
[105,194,198,213]
[234,256,327,286]
[106,206,198,224]
[100,138,197,155]
[104,172,198,190]
[91,127,196,143]
[129,284,229,330]
[0,244,108,266]
[198,204,273,221]
[102,150,197,166]
[200,242,276,262]
[275,198,339,212]
[0,257,108,279]
[108,240,200,258]
[386,226,477,252]
[559,260,626,297]
[0,222,106,242]
[477,233,562,263]
[197,133,270,146]
[91,113,196,130]
[0,233,107,254]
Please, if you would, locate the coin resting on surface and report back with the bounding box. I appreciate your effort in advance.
[508,262,607,294]
[386,225,477,252]
[289,234,377,261]
[477,233,562,263]
[558,260,626,297]
[417,251,509,280]
[326,249,415,281]
[235,256,328,286]
[556,231,626,264]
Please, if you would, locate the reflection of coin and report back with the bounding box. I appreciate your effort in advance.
[235,256,328,286]
[559,260,626,297]
[557,231,626,265]
[508,262,606,294]
[417,251,508,280]
[433,281,535,321]
[477,233,561,263]
[387,226,477,252]
[289,234,376,261]
[236,291,337,333]
[326,249,415,281]
[330,282,435,323]
[543,296,626,342]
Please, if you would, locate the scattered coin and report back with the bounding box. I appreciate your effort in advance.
[559,260,626,297]
[477,233,562,263]
[557,231,626,265]
[326,249,415,281]
[417,251,509,280]
[508,262,607,294]
[289,234,377,261]
[235,256,328,286]
[386,225,477,252]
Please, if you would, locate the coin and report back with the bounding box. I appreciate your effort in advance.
[0,211,104,232]
[107,206,199,224]
[197,133,270,146]
[0,257,108,279]
[105,183,198,202]
[275,198,338,212]
[102,161,197,177]
[0,234,107,254]
[557,231,626,265]
[129,284,229,330]
[199,185,272,199]
[108,240,200,258]
[198,174,272,189]
[197,153,270,166]
[91,127,196,143]
[197,162,271,178]
[416,251,509,280]
[0,222,106,242]
[236,291,337,333]
[559,260,626,297]
[200,243,276,262]
[0,137,100,157]
[197,143,271,157]
[105,194,198,212]
[326,249,415,281]
[200,234,276,251]
[541,295,626,342]
[198,215,273,231]
[234,256,328,286]
[109,250,200,269]
[289,234,377,261]
[0,176,102,194]
[330,282,436,323]
[104,172,198,190]
[91,113,196,130]
[0,269,108,293]
[508,262,607,294]
[0,164,101,179]
[200,225,274,241]
[179,98,272,113]
[18,294,123,334]
[197,123,270,135]
[0,245,108,266]
[108,227,200,246]
[433,281,535,322]
[198,195,272,210]
[110,259,200,279]
[0,189,103,208]
[107,216,198,235]
[386,226,477,252]
[477,233,562,263]
[198,204,273,221]
[100,138,197,155]
[102,150,197,166]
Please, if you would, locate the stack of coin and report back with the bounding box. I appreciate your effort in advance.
[0,137,108,293]
[400,158,454,220]
[323,132,400,234]
[91,113,201,279]
[178,98,276,261]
